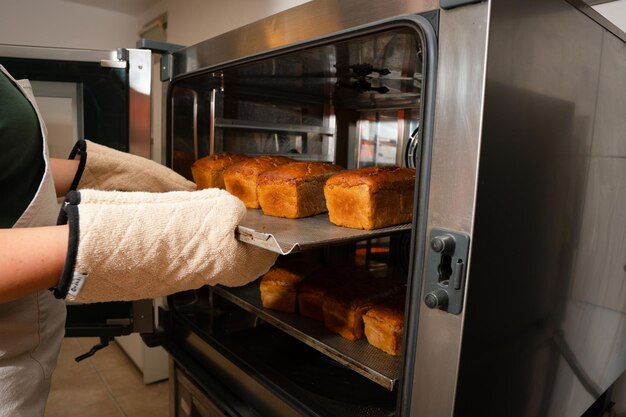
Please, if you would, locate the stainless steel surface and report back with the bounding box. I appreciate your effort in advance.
[236,209,411,255]
[165,0,626,415]
[214,284,401,390]
[406,3,490,417]
[590,32,626,159]
[124,48,152,159]
[453,0,626,416]
[171,0,438,78]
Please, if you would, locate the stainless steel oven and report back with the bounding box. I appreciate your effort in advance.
[149,0,626,416]
[5,0,626,416]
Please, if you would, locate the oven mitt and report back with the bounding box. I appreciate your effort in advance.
[68,139,196,192]
[54,188,277,303]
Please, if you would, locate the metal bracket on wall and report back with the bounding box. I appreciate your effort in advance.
[136,38,185,81]
[423,228,470,314]
[440,0,484,10]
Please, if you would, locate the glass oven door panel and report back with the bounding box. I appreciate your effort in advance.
[169,26,424,174]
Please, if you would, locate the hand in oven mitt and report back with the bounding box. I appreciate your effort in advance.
[54,188,277,303]
[69,139,196,192]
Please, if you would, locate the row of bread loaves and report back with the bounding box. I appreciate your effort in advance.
[192,153,416,229]
[259,257,406,356]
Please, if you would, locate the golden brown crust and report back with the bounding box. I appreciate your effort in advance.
[324,166,415,192]
[257,162,344,219]
[322,272,404,341]
[363,293,406,355]
[191,153,250,189]
[223,155,293,208]
[324,165,415,230]
[260,258,321,313]
[224,155,293,177]
[258,162,344,186]
[364,294,406,332]
[297,265,363,321]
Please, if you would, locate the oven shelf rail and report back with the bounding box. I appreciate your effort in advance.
[213,283,401,391]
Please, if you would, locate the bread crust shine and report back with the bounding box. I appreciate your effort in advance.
[324,166,415,230]
[363,293,406,356]
[322,271,404,341]
[260,258,321,313]
[223,155,293,208]
[258,162,343,219]
[191,153,250,189]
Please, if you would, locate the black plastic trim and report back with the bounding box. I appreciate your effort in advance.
[68,140,87,191]
[53,191,81,299]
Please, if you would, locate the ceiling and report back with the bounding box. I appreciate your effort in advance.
[63,0,160,15]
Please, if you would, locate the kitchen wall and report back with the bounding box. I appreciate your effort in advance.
[0,0,311,50]
[0,0,139,49]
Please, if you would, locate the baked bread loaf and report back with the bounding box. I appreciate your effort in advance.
[324,166,416,230]
[259,258,321,313]
[258,161,344,219]
[191,153,250,189]
[323,275,405,341]
[363,293,406,356]
[297,265,364,321]
[223,155,293,208]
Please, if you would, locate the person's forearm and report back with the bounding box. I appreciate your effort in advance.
[0,225,68,303]
[49,158,80,197]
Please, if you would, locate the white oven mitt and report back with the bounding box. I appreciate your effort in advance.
[69,139,196,192]
[54,188,277,303]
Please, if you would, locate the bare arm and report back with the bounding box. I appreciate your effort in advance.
[0,224,68,303]
[49,158,80,197]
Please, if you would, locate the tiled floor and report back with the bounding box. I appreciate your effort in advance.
[45,337,169,417]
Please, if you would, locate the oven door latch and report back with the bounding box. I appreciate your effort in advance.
[423,228,470,315]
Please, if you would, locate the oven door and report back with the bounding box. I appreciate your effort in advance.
[0,45,154,345]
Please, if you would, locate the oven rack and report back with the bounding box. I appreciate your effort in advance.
[213,283,401,391]
[215,118,335,135]
[236,209,411,254]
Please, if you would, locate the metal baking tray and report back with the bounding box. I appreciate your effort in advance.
[213,283,401,391]
[236,209,412,255]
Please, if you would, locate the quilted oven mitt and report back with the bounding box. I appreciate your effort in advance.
[69,139,196,192]
[54,188,277,303]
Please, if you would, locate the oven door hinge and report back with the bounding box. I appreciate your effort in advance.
[423,227,470,314]
[440,0,484,10]
[136,38,185,81]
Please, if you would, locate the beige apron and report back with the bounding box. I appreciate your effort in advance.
[0,65,67,417]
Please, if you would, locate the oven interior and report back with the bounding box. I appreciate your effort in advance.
[166,24,427,417]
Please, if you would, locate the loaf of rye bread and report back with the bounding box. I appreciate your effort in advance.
[363,292,406,356]
[322,273,405,341]
[257,161,344,219]
[259,257,321,313]
[297,265,368,322]
[223,155,293,208]
[190,153,250,189]
[323,166,416,230]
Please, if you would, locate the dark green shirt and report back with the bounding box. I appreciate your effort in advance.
[0,70,45,228]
